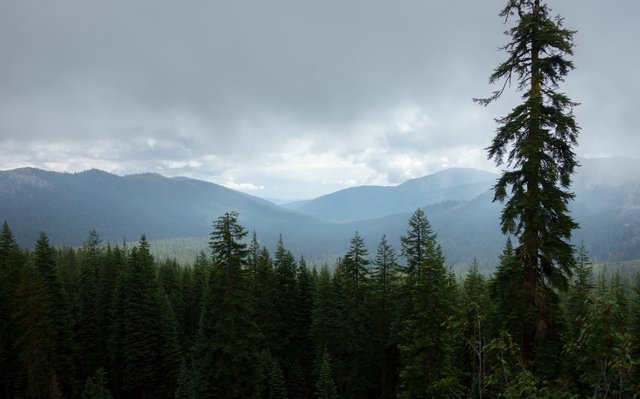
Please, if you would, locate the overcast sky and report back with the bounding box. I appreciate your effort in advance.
[1,1,638,199]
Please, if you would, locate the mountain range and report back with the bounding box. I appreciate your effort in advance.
[1,157,639,268]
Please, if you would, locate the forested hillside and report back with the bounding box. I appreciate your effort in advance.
[1,213,639,398]
[2,157,640,266]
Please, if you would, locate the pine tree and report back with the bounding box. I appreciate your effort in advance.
[343,231,369,289]
[269,359,288,399]
[32,231,77,396]
[397,213,461,398]
[82,369,113,399]
[12,262,61,398]
[370,235,401,398]
[196,212,262,398]
[291,258,314,396]
[460,259,489,399]
[121,236,181,399]
[565,241,593,339]
[476,0,580,361]
[77,230,103,381]
[272,235,298,368]
[0,222,23,399]
[401,209,439,280]
[315,351,338,399]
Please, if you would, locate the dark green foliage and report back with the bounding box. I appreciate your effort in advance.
[0,222,23,399]
[315,351,338,399]
[487,239,532,353]
[269,359,287,399]
[121,236,181,399]
[400,208,437,278]
[398,211,461,398]
[32,231,77,396]
[565,241,593,338]
[4,210,640,397]
[342,231,369,289]
[477,0,580,360]
[459,259,489,398]
[174,362,198,399]
[273,235,298,367]
[180,251,208,349]
[196,212,262,398]
[566,277,634,398]
[290,258,314,395]
[82,369,113,399]
[369,235,401,398]
[12,264,61,398]
[77,230,103,381]
[310,265,340,363]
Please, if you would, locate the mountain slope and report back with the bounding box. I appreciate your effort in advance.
[283,168,497,221]
[1,157,639,267]
[0,168,320,247]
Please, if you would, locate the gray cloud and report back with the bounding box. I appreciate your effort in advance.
[1,0,638,198]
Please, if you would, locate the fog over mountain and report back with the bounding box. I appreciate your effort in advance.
[1,157,639,267]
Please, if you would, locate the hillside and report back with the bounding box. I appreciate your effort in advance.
[283,168,497,221]
[0,168,320,248]
[1,157,640,267]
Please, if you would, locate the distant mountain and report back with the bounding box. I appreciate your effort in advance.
[283,168,498,221]
[0,168,320,248]
[1,157,639,268]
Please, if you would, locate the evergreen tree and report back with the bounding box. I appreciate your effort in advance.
[310,265,340,364]
[567,277,634,397]
[370,235,401,398]
[565,241,593,339]
[82,369,113,399]
[269,359,287,399]
[400,209,438,279]
[272,235,298,368]
[315,351,338,399]
[77,230,103,381]
[487,239,531,351]
[291,258,314,396]
[0,222,23,399]
[121,236,181,399]
[174,362,198,399]
[397,213,461,398]
[12,257,71,399]
[196,212,262,398]
[476,0,580,361]
[342,231,369,289]
[459,259,489,399]
[32,231,77,396]
[181,251,208,349]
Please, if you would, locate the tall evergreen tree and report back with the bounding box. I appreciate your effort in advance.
[32,232,77,396]
[459,259,489,399]
[315,351,338,399]
[272,235,298,368]
[342,231,369,289]
[121,236,180,399]
[476,0,580,361]
[370,235,401,398]
[0,222,23,399]
[77,230,103,381]
[397,213,461,398]
[196,212,262,398]
[400,209,439,279]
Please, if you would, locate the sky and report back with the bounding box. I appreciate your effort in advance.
[1,0,638,200]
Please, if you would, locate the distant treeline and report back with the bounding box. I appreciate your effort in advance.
[1,210,639,398]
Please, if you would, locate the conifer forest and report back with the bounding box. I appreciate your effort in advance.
[2,1,640,398]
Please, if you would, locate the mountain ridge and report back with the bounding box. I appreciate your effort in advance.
[2,157,639,266]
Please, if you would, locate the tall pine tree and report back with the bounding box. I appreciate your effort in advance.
[196,212,262,398]
[476,0,580,361]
